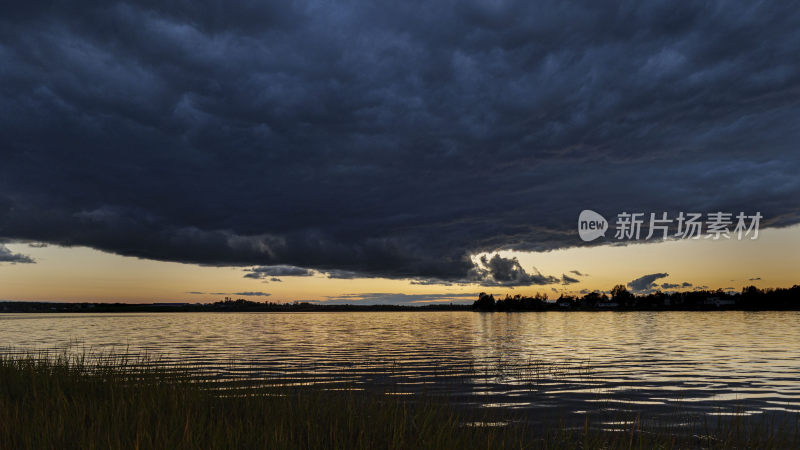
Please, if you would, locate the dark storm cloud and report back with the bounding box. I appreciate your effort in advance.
[2,1,800,281]
[0,245,34,264]
[627,272,669,292]
[569,270,588,277]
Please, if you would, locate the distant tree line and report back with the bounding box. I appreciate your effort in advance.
[4,285,798,313]
[0,298,472,313]
[472,285,800,311]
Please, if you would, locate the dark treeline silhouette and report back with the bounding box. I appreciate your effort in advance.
[472,284,800,311]
[3,285,799,313]
[473,292,550,311]
[0,298,471,313]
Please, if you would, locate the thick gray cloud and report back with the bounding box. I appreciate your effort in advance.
[323,270,365,280]
[1,1,799,282]
[471,254,559,286]
[0,245,34,264]
[628,272,669,292]
[244,265,315,279]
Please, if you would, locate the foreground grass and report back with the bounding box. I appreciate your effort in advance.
[0,353,797,449]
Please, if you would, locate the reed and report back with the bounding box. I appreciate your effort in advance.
[0,351,796,449]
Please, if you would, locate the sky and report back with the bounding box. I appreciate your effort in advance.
[1,1,799,304]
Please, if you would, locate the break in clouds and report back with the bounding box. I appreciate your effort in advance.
[2,1,800,285]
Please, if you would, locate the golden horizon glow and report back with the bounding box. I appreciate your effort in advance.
[0,224,798,304]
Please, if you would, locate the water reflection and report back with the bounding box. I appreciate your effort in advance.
[2,310,799,419]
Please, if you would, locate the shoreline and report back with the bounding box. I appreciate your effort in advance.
[3,284,797,313]
[3,302,800,313]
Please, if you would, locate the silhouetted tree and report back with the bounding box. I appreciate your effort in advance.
[472,292,496,311]
[580,291,602,307]
[611,284,634,307]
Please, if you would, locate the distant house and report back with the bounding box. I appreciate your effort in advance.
[703,297,736,307]
[556,298,573,308]
[596,302,619,308]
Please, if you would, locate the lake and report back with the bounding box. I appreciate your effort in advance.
[2,310,799,424]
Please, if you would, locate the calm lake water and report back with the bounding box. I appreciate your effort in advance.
[2,311,799,423]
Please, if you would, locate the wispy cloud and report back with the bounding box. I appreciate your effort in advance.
[320,293,477,305]
[186,291,270,297]
[561,273,580,285]
[0,245,34,264]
